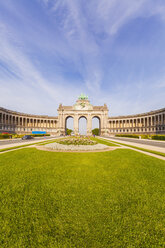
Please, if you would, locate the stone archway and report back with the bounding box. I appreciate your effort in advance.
[78,116,87,135]
[92,116,101,135]
[58,95,108,136]
[65,116,74,135]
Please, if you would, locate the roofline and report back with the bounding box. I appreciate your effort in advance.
[1,106,164,119]
[0,107,58,119]
[108,107,165,119]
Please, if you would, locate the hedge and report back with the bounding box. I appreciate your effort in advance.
[0,134,12,139]
[115,134,165,141]
[31,134,50,137]
[115,134,139,139]
[151,135,165,140]
[0,133,50,139]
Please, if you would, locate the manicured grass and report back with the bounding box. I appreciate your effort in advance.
[91,137,118,146]
[0,148,165,247]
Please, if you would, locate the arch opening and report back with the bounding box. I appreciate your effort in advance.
[92,116,101,136]
[79,116,87,135]
[65,116,74,135]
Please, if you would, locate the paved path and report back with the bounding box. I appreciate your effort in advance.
[0,136,60,146]
[105,136,165,148]
[104,136,165,153]
[0,136,60,150]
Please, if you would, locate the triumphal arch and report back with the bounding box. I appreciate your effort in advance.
[58,94,109,135]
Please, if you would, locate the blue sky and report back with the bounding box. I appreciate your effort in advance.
[0,0,165,117]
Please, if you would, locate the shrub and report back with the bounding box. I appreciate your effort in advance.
[140,135,151,139]
[12,134,24,139]
[66,129,73,135]
[92,128,99,136]
[31,134,50,137]
[151,135,165,141]
[0,134,11,139]
[115,134,139,139]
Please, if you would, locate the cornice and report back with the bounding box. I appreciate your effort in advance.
[1,106,164,120]
[108,108,165,120]
[0,107,58,119]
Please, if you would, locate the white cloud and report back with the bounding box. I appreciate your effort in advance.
[0,23,84,114]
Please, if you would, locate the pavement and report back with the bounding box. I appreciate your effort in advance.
[103,136,165,153]
[0,136,60,150]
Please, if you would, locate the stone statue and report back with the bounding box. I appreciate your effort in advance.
[78,93,88,100]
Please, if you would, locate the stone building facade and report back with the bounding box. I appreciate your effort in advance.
[0,96,165,135]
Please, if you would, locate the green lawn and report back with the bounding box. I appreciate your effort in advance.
[91,137,118,146]
[0,148,165,247]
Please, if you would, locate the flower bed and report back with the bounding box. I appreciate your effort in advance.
[37,137,118,152]
[56,137,97,146]
[43,142,111,151]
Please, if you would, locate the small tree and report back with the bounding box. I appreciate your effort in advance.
[92,128,99,136]
[66,128,73,135]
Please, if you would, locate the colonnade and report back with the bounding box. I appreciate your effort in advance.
[108,112,165,134]
[0,106,165,135]
[0,108,58,134]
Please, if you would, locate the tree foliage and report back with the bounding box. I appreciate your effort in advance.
[66,128,73,135]
[92,128,99,136]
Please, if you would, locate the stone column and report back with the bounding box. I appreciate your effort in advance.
[1,113,3,129]
[62,115,65,130]
[123,120,125,128]
[17,117,19,131]
[147,117,149,128]
[58,114,61,129]
[161,114,164,125]
[25,118,27,128]
[58,113,65,134]
[150,116,153,127]
[2,114,4,130]
[87,114,92,135]
[153,116,155,126]
[74,114,79,135]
